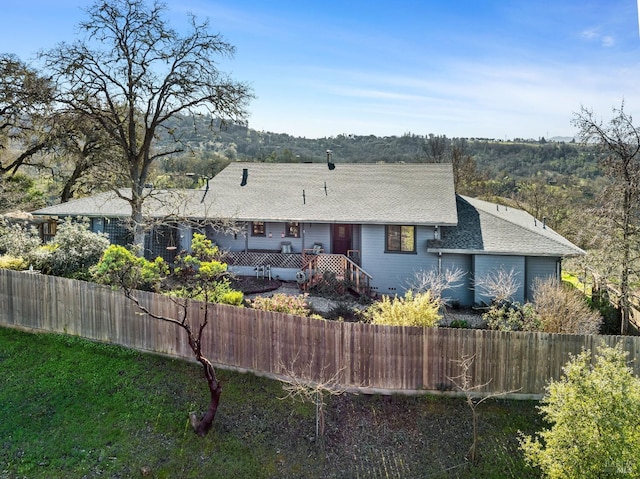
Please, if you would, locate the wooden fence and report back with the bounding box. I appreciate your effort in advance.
[2,268,640,399]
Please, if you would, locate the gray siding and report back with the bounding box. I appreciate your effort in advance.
[301,223,331,252]
[212,222,331,254]
[212,228,248,251]
[440,254,473,307]
[525,256,560,301]
[361,224,439,296]
[473,255,525,305]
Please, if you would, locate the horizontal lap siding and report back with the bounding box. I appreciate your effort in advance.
[361,224,439,296]
[474,255,525,304]
[525,256,559,301]
[3,269,640,398]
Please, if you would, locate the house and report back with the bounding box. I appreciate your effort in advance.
[31,162,584,305]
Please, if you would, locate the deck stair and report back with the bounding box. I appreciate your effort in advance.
[299,253,372,295]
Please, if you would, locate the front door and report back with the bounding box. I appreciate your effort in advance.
[332,224,352,256]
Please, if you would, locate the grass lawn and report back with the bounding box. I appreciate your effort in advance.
[0,326,543,478]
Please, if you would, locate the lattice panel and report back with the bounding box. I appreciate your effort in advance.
[227,252,303,269]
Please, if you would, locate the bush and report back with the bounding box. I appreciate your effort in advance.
[251,293,312,316]
[0,255,27,270]
[308,271,355,299]
[168,278,244,306]
[448,319,469,329]
[92,245,168,291]
[532,278,602,334]
[484,300,540,331]
[167,233,242,304]
[0,221,41,258]
[32,218,110,278]
[520,344,640,478]
[362,290,441,327]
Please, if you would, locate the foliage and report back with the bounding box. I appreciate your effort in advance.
[251,293,312,316]
[0,54,55,177]
[363,290,442,327]
[0,220,41,258]
[483,300,540,332]
[572,103,640,334]
[170,233,243,305]
[484,278,603,334]
[0,173,46,213]
[168,279,244,306]
[30,218,110,278]
[532,278,602,334]
[92,244,168,291]
[307,270,356,299]
[0,255,27,270]
[448,319,469,329]
[520,343,640,478]
[41,0,252,250]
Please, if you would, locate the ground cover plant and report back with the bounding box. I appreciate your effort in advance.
[0,326,543,478]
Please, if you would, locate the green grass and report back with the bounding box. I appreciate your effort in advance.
[0,326,543,478]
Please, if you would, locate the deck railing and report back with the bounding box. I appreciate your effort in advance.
[225,251,304,269]
[225,250,372,294]
[301,253,372,294]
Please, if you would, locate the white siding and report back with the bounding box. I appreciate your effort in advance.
[473,255,525,305]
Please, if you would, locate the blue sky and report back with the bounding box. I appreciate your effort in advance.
[2,0,640,139]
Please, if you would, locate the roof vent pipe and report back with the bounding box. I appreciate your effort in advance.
[240,168,248,186]
[327,150,335,170]
[543,217,547,229]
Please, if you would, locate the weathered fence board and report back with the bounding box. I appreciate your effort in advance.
[2,268,640,398]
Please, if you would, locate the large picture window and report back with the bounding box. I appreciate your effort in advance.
[285,222,299,238]
[252,221,265,236]
[386,225,415,253]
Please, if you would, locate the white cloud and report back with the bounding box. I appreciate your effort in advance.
[601,36,615,47]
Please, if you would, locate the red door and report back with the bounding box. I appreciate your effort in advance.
[332,224,352,256]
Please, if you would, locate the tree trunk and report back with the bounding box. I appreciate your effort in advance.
[130,192,146,256]
[190,357,222,437]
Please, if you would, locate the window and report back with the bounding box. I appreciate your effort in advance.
[40,221,57,243]
[285,222,299,238]
[386,225,415,253]
[252,221,265,236]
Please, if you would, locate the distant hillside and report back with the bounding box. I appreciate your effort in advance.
[157,115,601,182]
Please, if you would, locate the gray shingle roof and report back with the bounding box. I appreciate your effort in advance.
[200,162,458,225]
[33,162,459,225]
[428,195,584,257]
[31,189,203,218]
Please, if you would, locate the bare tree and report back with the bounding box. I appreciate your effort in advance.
[447,354,520,463]
[473,267,520,304]
[450,138,481,195]
[572,103,640,334]
[279,355,348,441]
[41,0,252,253]
[421,134,449,163]
[408,267,466,308]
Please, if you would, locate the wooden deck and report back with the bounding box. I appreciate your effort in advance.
[226,251,372,294]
